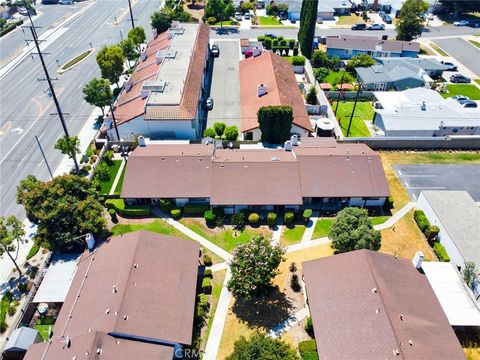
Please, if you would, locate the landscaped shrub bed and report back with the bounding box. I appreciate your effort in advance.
[433,242,450,262]
[413,210,430,232]
[105,199,150,216]
[298,339,318,360]
[184,203,210,215]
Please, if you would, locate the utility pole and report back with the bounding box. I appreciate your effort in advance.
[26,25,80,173]
[127,0,135,29]
[108,100,127,161]
[346,84,363,137]
[35,136,53,180]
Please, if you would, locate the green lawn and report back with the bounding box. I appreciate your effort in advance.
[0,293,12,327]
[35,316,55,341]
[213,20,237,26]
[61,49,93,70]
[312,218,335,239]
[280,225,306,246]
[259,16,282,25]
[370,216,391,226]
[475,79,480,85]
[430,43,449,56]
[440,84,480,100]
[470,40,480,48]
[180,219,272,253]
[96,160,122,194]
[113,164,126,195]
[323,70,355,87]
[336,14,364,25]
[111,219,223,264]
[336,101,374,137]
[203,269,226,349]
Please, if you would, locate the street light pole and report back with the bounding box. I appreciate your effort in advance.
[127,0,135,29]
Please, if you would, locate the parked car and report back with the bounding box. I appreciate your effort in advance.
[381,13,392,24]
[59,0,73,4]
[235,13,243,21]
[450,74,471,83]
[453,20,469,26]
[204,97,214,110]
[367,23,385,30]
[316,18,323,24]
[351,23,367,30]
[441,61,457,71]
[244,13,251,20]
[290,18,296,24]
[264,32,277,38]
[461,100,478,108]
[210,44,219,57]
[245,48,262,58]
[279,12,287,20]
[451,95,470,102]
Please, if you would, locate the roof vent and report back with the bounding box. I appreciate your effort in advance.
[408,340,414,346]
[393,349,400,356]
[285,141,292,151]
[88,328,92,333]
[399,314,404,321]
[271,156,280,161]
[421,101,427,111]
[138,136,146,147]
[257,83,268,97]
[106,308,110,314]
[371,287,377,293]
[112,285,117,293]
[124,315,128,320]
[97,348,102,355]
[291,134,298,146]
[375,308,380,314]
[152,29,158,39]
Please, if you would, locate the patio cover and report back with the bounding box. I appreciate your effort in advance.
[32,253,81,303]
[422,262,480,326]
[4,327,41,352]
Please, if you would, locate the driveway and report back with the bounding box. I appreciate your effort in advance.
[393,164,480,201]
[432,38,480,77]
[206,40,241,130]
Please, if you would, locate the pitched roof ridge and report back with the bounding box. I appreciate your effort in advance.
[117,94,143,107]
[364,251,405,359]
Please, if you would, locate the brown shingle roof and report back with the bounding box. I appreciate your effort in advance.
[239,51,312,132]
[120,141,389,202]
[144,24,210,121]
[327,35,420,53]
[25,231,200,360]
[302,250,465,360]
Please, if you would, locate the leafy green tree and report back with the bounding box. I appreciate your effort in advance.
[310,50,331,68]
[54,135,80,173]
[96,45,125,87]
[313,67,329,82]
[266,2,279,15]
[463,261,479,289]
[213,122,226,136]
[128,26,146,50]
[224,126,239,141]
[227,236,284,299]
[396,0,429,41]
[257,105,293,144]
[83,77,112,116]
[226,333,298,360]
[440,1,480,18]
[0,216,26,277]
[240,1,254,13]
[345,54,376,71]
[151,9,173,34]
[305,85,317,105]
[205,0,235,24]
[16,175,105,251]
[203,127,217,138]
[278,3,289,13]
[329,207,381,253]
[297,0,318,59]
[120,38,137,68]
[232,212,245,229]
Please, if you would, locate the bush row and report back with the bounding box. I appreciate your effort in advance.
[433,242,450,262]
[413,210,440,240]
[0,20,23,38]
[298,339,318,360]
[105,199,150,216]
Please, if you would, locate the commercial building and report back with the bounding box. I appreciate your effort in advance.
[24,231,200,360]
[120,138,390,212]
[302,250,466,359]
[373,88,480,137]
[103,23,210,141]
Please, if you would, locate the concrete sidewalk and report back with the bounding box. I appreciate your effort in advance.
[267,307,310,338]
[301,212,319,243]
[373,202,416,231]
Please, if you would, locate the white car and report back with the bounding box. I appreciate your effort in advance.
[453,20,468,26]
[367,23,385,30]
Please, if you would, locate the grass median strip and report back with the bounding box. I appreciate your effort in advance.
[60,48,94,72]
[430,43,449,56]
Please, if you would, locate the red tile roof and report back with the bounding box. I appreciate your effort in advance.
[24,231,199,360]
[303,250,465,360]
[239,51,312,133]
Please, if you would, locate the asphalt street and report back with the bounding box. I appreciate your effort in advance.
[206,40,241,130]
[432,38,480,77]
[393,164,480,201]
[0,0,162,220]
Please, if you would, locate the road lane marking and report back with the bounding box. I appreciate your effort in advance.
[17,153,29,168]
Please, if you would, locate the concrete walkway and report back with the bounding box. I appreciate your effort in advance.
[203,269,232,360]
[211,262,228,272]
[271,225,283,246]
[373,202,416,231]
[267,307,310,339]
[301,211,319,243]
[286,237,331,254]
[109,159,126,195]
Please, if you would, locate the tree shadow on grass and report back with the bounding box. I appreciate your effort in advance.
[231,286,293,330]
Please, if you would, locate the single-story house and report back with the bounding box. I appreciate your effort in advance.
[356,57,448,91]
[24,231,200,360]
[323,0,353,15]
[286,0,351,20]
[102,23,210,141]
[120,138,390,212]
[373,88,480,137]
[240,51,312,141]
[3,327,42,360]
[302,250,466,359]
[378,0,442,17]
[417,190,480,301]
[326,35,420,59]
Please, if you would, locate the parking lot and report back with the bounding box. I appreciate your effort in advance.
[393,164,480,201]
[206,40,241,130]
[433,38,480,77]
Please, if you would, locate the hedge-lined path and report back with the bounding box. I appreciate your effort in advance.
[301,211,319,243]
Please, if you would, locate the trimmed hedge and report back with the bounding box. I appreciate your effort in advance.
[248,213,260,224]
[203,255,213,267]
[299,339,318,360]
[184,203,209,215]
[434,242,450,262]
[198,293,210,310]
[267,212,277,227]
[304,316,313,333]
[202,277,212,294]
[425,225,440,241]
[413,210,430,233]
[108,208,117,222]
[291,55,305,66]
[170,208,182,219]
[204,210,216,223]
[0,23,16,37]
[284,212,294,225]
[303,209,312,221]
[203,269,213,278]
[105,199,150,216]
